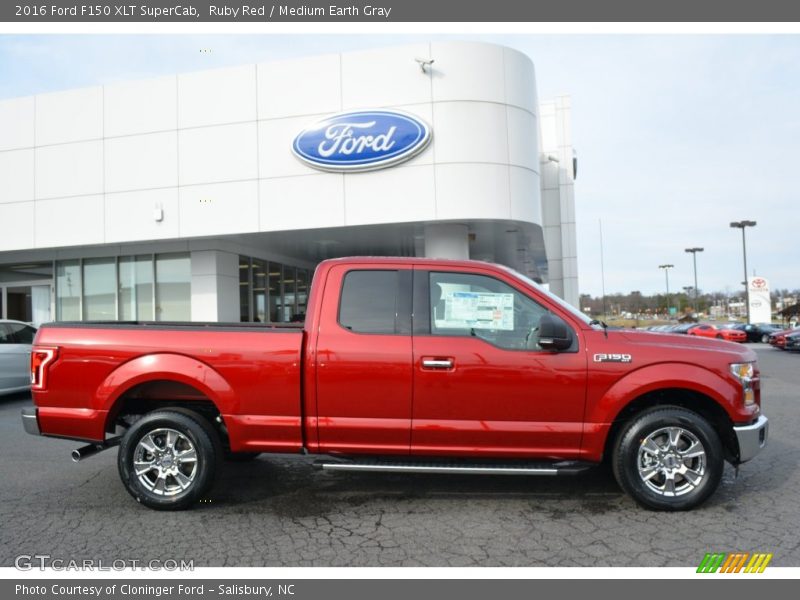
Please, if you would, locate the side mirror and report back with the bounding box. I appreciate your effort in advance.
[538,313,573,351]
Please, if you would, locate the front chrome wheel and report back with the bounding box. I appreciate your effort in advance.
[613,406,723,510]
[133,428,198,496]
[637,426,706,497]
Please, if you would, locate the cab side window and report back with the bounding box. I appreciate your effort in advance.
[429,272,553,351]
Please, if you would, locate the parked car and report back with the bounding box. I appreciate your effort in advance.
[668,323,696,334]
[651,324,679,332]
[729,323,783,343]
[768,325,800,349]
[22,257,768,512]
[0,320,38,395]
[687,324,747,342]
[784,330,800,352]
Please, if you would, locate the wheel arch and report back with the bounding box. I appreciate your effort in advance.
[97,353,236,434]
[602,387,739,464]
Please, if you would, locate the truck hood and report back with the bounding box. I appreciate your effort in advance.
[611,329,758,363]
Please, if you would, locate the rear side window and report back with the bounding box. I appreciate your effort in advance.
[339,270,400,334]
[0,325,12,344]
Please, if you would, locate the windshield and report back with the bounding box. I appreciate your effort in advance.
[501,266,595,327]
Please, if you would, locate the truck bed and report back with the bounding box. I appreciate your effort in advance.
[32,321,305,452]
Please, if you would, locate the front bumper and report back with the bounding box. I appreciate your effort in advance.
[733,414,768,463]
[21,407,40,436]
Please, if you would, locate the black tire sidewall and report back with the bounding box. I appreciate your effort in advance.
[613,407,724,511]
[118,411,218,510]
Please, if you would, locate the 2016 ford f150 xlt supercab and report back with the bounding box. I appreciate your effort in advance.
[21,257,768,511]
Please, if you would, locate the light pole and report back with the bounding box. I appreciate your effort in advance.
[659,264,674,318]
[730,220,757,323]
[684,247,704,311]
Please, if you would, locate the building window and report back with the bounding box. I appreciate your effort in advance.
[155,253,191,321]
[56,260,81,321]
[239,256,251,322]
[56,253,190,323]
[296,268,309,321]
[268,263,283,322]
[237,257,311,324]
[119,255,154,321]
[283,266,297,322]
[252,259,267,323]
[82,258,117,320]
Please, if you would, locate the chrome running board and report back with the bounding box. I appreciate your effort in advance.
[316,461,580,476]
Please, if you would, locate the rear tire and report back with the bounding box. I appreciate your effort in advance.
[118,409,221,510]
[761,334,769,343]
[612,406,724,511]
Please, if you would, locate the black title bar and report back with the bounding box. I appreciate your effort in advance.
[4,0,800,22]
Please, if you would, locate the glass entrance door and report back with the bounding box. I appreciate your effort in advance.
[1,284,52,326]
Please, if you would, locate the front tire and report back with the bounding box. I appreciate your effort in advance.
[612,406,724,511]
[118,410,221,510]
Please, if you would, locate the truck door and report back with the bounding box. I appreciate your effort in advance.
[411,268,588,459]
[314,265,413,454]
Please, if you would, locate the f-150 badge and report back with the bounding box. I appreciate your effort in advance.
[594,353,633,363]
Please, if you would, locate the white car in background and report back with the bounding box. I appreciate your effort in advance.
[0,320,37,395]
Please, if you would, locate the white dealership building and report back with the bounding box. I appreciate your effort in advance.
[0,41,578,325]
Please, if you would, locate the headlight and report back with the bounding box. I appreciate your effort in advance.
[730,362,756,405]
[730,362,754,381]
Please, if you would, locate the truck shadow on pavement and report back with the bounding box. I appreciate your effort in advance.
[207,437,795,517]
[209,456,631,517]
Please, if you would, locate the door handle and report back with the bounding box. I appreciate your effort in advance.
[421,357,454,370]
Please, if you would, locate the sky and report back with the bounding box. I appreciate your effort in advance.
[1,34,798,297]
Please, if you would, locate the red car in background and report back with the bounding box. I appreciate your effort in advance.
[768,326,800,349]
[687,324,747,342]
[784,330,800,351]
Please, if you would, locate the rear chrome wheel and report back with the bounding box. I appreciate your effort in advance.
[133,428,198,496]
[118,410,221,510]
[613,406,723,511]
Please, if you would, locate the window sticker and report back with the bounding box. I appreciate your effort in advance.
[439,291,514,330]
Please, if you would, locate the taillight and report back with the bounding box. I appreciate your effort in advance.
[31,347,58,391]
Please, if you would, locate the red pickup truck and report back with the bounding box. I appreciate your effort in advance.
[21,257,768,511]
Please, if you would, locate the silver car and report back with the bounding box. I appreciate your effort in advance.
[0,320,37,395]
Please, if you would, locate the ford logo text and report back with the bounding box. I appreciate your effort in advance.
[292,110,432,172]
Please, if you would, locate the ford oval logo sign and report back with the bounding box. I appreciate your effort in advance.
[292,110,431,172]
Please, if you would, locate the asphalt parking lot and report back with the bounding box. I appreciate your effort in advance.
[1,343,798,568]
